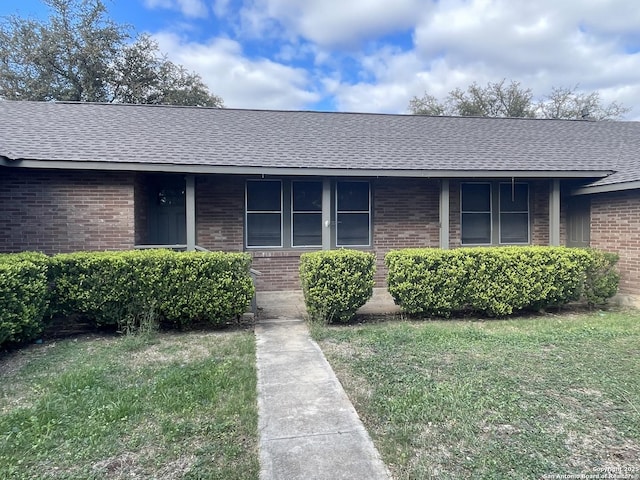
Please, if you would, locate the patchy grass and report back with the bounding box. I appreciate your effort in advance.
[314,310,640,479]
[0,330,258,480]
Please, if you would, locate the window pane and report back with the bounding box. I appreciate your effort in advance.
[247,181,281,211]
[293,213,322,246]
[157,188,185,207]
[247,213,281,247]
[337,182,369,211]
[293,182,322,211]
[500,213,529,243]
[461,213,491,244]
[462,183,491,212]
[500,183,528,212]
[337,213,370,246]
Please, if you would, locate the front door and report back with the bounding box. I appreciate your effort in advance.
[566,196,590,247]
[148,177,186,245]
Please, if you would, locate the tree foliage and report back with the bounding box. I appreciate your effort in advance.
[409,79,629,120]
[0,0,223,106]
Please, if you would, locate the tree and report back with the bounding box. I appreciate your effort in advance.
[0,0,223,107]
[409,79,629,120]
[536,85,629,121]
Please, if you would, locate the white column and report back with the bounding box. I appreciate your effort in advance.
[549,179,561,246]
[439,179,450,249]
[186,174,196,251]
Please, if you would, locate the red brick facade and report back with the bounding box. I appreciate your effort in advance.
[590,190,640,296]
[0,168,135,254]
[372,178,440,285]
[2,168,637,297]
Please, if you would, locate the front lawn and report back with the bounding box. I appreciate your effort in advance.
[314,310,640,479]
[0,331,258,480]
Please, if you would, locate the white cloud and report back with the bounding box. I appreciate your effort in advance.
[239,0,429,48]
[212,0,231,17]
[144,0,209,18]
[327,0,640,117]
[153,33,321,109]
[142,0,640,118]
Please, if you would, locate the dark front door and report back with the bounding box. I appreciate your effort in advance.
[566,196,590,247]
[148,178,186,245]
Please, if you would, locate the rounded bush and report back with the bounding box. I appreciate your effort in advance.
[300,250,375,323]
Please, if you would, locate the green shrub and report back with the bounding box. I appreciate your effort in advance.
[0,252,49,346]
[300,250,375,323]
[385,247,614,317]
[582,250,619,306]
[49,250,254,331]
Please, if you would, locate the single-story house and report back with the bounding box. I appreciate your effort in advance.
[1,100,639,307]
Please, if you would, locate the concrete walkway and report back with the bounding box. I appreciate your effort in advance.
[256,318,391,480]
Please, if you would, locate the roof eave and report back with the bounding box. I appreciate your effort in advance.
[573,180,640,195]
[0,158,614,179]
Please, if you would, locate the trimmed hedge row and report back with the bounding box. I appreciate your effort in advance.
[385,247,619,317]
[0,252,50,345]
[49,250,254,331]
[300,250,375,323]
[0,250,254,348]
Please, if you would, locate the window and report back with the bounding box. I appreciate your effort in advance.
[499,183,529,244]
[245,179,371,249]
[461,183,492,244]
[292,181,322,247]
[246,180,282,247]
[461,182,530,245]
[336,181,371,246]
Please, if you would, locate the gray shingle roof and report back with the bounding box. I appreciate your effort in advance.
[1,100,638,190]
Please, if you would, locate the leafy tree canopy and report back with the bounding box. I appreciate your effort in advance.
[408,79,629,120]
[0,0,223,106]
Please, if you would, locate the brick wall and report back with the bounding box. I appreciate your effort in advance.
[251,251,305,291]
[373,178,440,285]
[590,190,640,296]
[134,174,150,245]
[195,175,244,250]
[0,168,135,254]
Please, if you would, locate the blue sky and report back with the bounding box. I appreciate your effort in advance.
[2,0,640,118]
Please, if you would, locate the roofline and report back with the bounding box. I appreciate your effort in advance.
[10,99,635,124]
[0,158,614,179]
[573,180,640,195]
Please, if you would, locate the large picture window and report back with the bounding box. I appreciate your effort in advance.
[336,181,371,247]
[461,182,530,245]
[245,179,371,249]
[246,180,282,247]
[292,181,322,247]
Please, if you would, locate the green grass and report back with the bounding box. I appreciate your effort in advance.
[0,330,258,480]
[313,310,640,479]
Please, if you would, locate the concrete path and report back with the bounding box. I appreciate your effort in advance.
[256,318,391,480]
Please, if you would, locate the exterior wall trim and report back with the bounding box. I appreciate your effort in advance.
[1,158,613,179]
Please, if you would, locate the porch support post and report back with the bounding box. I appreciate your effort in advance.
[185,174,196,251]
[322,178,331,250]
[549,179,561,246]
[439,179,450,249]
